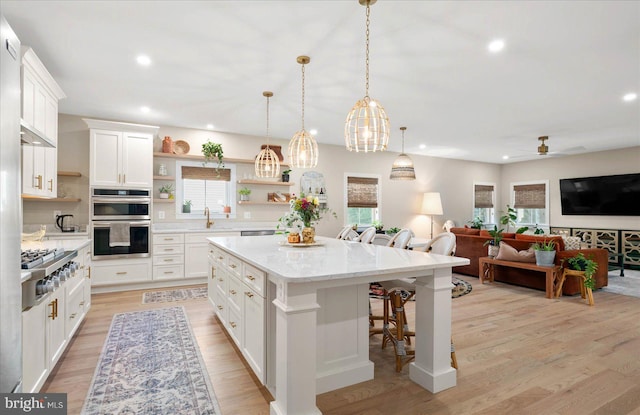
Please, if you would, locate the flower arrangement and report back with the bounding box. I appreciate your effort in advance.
[277,193,335,232]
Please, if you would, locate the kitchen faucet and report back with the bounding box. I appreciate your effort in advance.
[204,206,213,229]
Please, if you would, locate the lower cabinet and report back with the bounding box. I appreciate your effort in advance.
[208,244,266,382]
[47,289,67,369]
[92,259,151,286]
[22,300,47,393]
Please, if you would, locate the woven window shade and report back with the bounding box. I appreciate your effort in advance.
[514,183,546,208]
[181,166,231,181]
[347,177,378,208]
[474,184,494,208]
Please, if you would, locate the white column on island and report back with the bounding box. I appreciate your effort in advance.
[410,267,457,392]
[271,281,322,415]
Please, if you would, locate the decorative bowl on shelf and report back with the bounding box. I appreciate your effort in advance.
[174,140,190,155]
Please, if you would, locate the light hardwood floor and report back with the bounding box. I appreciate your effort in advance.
[42,275,640,415]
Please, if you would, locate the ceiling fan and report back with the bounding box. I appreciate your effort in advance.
[537,136,550,155]
[505,135,586,160]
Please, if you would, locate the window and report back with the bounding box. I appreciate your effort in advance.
[511,181,549,226]
[175,160,236,218]
[345,174,380,226]
[473,183,495,225]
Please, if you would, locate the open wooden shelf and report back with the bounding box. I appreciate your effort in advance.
[237,180,294,186]
[22,196,81,202]
[57,171,82,177]
[153,152,289,167]
[154,198,175,203]
[153,175,176,181]
[237,201,289,206]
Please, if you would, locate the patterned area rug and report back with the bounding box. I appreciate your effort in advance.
[142,287,208,304]
[81,306,220,415]
[370,276,472,300]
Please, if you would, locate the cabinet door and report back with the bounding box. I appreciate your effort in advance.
[185,243,209,278]
[21,66,36,127]
[33,84,47,136]
[90,129,122,187]
[21,145,37,196]
[122,132,153,188]
[47,290,67,370]
[243,289,265,382]
[32,146,47,197]
[208,254,216,308]
[22,301,47,393]
[44,94,58,145]
[43,146,57,198]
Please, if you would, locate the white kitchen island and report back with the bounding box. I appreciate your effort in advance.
[207,235,469,415]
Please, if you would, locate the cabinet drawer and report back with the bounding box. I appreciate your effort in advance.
[227,255,242,277]
[214,290,228,325]
[211,247,227,265]
[153,265,184,280]
[65,279,85,337]
[92,262,150,285]
[154,244,184,255]
[244,263,266,297]
[227,307,242,348]
[153,233,185,244]
[228,276,243,313]
[152,254,184,265]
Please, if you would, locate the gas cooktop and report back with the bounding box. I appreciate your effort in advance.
[21,248,65,269]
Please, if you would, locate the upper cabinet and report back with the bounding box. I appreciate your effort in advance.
[20,47,65,198]
[85,119,158,188]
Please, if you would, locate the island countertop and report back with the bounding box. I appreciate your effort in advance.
[207,235,469,283]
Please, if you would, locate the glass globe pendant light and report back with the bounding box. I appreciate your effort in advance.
[255,91,280,178]
[288,56,318,168]
[389,127,416,180]
[345,0,390,153]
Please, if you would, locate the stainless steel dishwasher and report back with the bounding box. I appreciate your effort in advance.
[240,230,275,236]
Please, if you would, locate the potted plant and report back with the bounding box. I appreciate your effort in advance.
[468,217,484,229]
[158,183,174,199]
[182,200,192,213]
[239,187,251,201]
[499,205,517,233]
[531,239,556,266]
[564,252,598,289]
[202,140,224,170]
[372,220,384,233]
[483,225,504,257]
[281,169,291,183]
[385,227,401,236]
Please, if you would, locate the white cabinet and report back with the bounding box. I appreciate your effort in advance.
[153,233,185,280]
[22,300,47,393]
[85,119,158,188]
[46,289,66,370]
[184,233,239,278]
[21,47,65,198]
[92,258,151,286]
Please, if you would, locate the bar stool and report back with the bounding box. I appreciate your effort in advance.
[555,268,595,306]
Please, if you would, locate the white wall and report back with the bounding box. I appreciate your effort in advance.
[500,147,640,231]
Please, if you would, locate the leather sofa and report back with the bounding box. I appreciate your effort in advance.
[450,227,609,295]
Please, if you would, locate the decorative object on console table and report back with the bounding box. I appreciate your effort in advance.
[532,239,556,266]
[421,192,443,239]
[483,225,503,258]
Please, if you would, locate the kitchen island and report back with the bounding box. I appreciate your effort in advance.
[208,235,469,415]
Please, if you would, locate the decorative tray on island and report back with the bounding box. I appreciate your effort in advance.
[278,241,325,248]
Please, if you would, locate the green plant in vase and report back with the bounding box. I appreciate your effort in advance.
[483,225,503,257]
[238,187,251,201]
[532,239,556,266]
[158,183,174,199]
[564,252,598,289]
[182,200,192,213]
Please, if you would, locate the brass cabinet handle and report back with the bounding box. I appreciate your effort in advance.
[70,313,77,319]
[230,322,237,328]
[35,175,43,190]
[245,291,254,298]
[217,305,223,310]
[211,267,215,279]
[229,264,237,269]
[247,275,255,281]
[218,278,224,282]
[88,266,91,279]
[79,301,85,306]
[163,271,174,274]
[47,178,53,191]
[230,289,236,295]
[163,258,173,262]
[116,271,127,275]
[164,238,174,241]
[164,248,174,252]
[123,174,126,183]
[217,256,223,260]
[118,173,121,184]
[49,301,55,319]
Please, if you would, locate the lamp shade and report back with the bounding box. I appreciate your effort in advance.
[421,192,443,215]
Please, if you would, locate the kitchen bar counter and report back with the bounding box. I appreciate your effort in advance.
[208,235,469,415]
[153,222,277,234]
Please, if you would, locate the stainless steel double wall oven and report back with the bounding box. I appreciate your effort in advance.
[91,188,151,259]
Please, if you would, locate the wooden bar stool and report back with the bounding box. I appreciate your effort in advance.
[555,268,594,306]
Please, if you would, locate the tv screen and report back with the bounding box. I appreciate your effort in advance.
[560,173,640,216]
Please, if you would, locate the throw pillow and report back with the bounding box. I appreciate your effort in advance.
[495,241,536,263]
[562,236,581,250]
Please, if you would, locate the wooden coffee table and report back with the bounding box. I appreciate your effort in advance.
[478,257,561,299]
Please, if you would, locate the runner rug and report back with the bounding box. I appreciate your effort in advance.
[142,287,207,304]
[81,306,220,415]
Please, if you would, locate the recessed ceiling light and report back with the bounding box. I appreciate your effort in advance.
[419,144,426,150]
[33,141,41,145]
[502,155,509,160]
[309,129,318,136]
[206,124,214,129]
[488,39,505,53]
[136,55,151,66]
[140,106,150,113]
[623,92,637,102]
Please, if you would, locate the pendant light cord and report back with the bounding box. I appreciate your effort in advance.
[266,95,270,144]
[401,129,405,153]
[301,63,306,131]
[365,3,370,98]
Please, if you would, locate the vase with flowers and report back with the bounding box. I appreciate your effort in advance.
[277,193,335,244]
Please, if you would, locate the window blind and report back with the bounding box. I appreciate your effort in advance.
[181,166,230,181]
[474,184,494,208]
[514,183,546,209]
[347,177,378,208]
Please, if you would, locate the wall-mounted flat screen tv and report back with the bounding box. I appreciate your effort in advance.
[560,173,640,216]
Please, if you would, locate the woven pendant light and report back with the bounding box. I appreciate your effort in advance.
[288,56,318,168]
[389,127,416,180]
[255,91,280,178]
[345,0,390,152]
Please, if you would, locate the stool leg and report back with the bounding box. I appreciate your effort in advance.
[555,273,566,298]
[451,337,458,369]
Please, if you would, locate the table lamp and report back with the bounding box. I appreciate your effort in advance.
[421,192,443,239]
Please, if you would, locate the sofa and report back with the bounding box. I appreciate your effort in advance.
[450,227,609,295]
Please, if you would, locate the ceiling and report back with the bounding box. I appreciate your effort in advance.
[3,1,639,164]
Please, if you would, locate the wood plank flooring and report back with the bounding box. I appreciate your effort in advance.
[41,275,640,415]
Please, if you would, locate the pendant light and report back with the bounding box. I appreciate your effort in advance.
[389,127,416,180]
[288,56,318,168]
[345,0,390,153]
[255,91,280,178]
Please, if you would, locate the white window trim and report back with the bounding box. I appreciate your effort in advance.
[509,179,550,226]
[472,181,496,226]
[344,172,382,227]
[175,160,237,219]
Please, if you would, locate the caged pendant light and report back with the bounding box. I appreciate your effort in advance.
[389,127,416,180]
[345,0,390,153]
[288,56,318,168]
[255,91,280,178]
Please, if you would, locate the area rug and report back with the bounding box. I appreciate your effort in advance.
[369,276,472,300]
[142,287,208,304]
[81,306,220,415]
